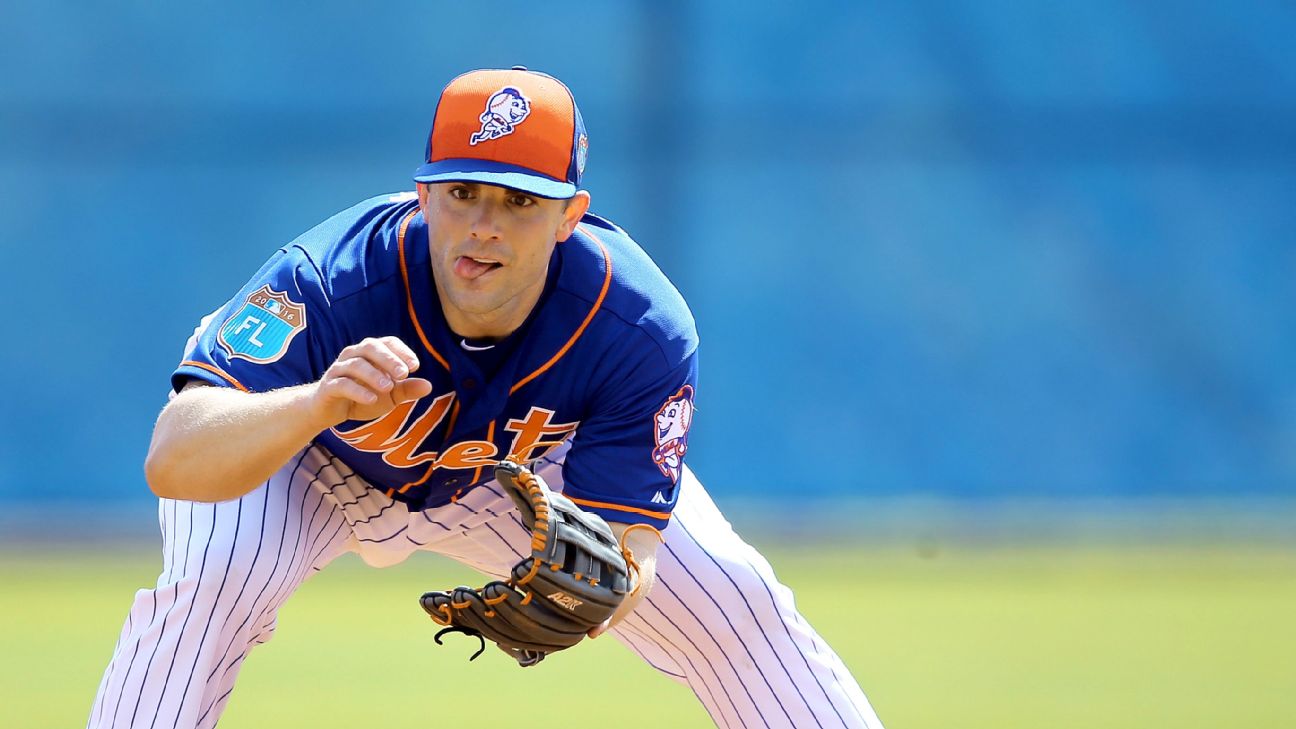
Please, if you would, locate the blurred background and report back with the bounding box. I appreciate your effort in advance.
[1,1,1293,728]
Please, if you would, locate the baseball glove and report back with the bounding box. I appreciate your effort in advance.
[419,459,634,667]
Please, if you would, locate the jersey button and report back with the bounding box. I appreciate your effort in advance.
[445,478,460,487]
[462,378,477,390]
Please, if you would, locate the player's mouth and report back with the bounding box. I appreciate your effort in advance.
[453,255,504,281]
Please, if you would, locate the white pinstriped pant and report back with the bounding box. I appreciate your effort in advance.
[86,443,883,728]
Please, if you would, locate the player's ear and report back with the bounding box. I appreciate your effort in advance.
[417,183,430,207]
[556,191,590,242]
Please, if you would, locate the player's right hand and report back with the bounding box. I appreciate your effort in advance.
[311,336,434,426]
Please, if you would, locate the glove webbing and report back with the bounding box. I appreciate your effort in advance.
[509,464,638,590]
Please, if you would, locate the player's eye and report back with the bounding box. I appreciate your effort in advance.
[509,193,536,208]
[449,186,473,200]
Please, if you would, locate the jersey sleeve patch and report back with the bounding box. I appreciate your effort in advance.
[216,285,308,363]
[560,349,698,526]
[651,384,695,484]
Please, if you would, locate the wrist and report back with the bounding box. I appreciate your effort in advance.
[291,382,348,434]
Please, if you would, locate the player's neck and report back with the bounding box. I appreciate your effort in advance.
[442,307,531,342]
[437,279,544,341]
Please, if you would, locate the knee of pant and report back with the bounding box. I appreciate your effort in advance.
[716,602,773,655]
[252,619,278,646]
[163,531,262,600]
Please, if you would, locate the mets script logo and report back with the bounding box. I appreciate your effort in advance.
[652,385,695,484]
[217,285,306,363]
[333,400,577,479]
[469,87,531,146]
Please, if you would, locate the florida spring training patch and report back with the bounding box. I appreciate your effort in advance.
[217,285,307,363]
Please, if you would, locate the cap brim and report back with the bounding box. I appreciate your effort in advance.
[413,159,576,199]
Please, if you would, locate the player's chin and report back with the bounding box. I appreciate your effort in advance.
[447,289,508,315]
[447,272,507,302]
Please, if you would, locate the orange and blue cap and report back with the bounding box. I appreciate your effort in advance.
[413,67,588,199]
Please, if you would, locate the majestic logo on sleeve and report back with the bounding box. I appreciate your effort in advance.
[469,87,532,145]
[217,285,307,363]
[652,385,695,484]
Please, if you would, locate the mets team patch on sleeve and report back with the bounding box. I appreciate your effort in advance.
[652,385,695,484]
[217,285,307,363]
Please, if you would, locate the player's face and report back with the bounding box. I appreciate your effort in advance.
[419,182,590,339]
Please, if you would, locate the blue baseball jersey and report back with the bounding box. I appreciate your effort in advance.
[173,192,698,529]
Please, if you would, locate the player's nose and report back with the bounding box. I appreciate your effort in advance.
[467,204,504,241]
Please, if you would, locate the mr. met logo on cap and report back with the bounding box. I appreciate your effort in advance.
[469,87,532,146]
[414,68,585,199]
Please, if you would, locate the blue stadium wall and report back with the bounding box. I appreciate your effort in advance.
[1,1,1292,507]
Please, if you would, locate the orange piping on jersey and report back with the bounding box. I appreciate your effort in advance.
[471,421,496,485]
[180,361,249,392]
[565,497,672,522]
[396,399,461,495]
[444,399,461,435]
[397,462,436,495]
[397,208,450,371]
[510,227,613,395]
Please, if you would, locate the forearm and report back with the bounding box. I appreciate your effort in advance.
[144,383,331,502]
[591,521,663,637]
[145,337,431,502]
[617,523,661,598]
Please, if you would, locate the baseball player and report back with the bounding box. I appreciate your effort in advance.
[87,67,884,729]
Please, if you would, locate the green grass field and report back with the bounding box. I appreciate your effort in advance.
[3,542,1293,728]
